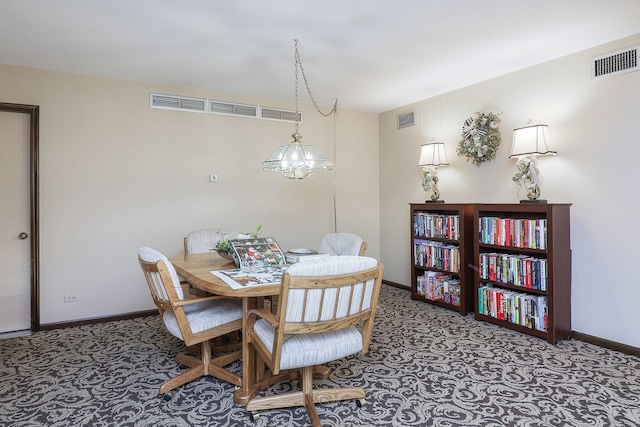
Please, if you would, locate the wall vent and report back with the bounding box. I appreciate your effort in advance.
[150,93,206,113]
[209,100,258,118]
[397,111,415,129]
[261,108,301,123]
[592,45,639,80]
[150,93,303,124]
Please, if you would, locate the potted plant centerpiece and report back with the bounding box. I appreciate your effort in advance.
[215,225,262,261]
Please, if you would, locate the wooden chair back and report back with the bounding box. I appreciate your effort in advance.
[358,241,368,256]
[184,228,236,255]
[270,257,383,371]
[138,255,181,317]
[318,233,367,256]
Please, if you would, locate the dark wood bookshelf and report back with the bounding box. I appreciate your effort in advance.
[410,203,474,315]
[472,203,571,344]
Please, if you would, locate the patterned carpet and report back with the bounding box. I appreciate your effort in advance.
[2,285,640,427]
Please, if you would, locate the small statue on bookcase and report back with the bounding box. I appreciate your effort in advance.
[420,166,445,203]
[512,156,544,203]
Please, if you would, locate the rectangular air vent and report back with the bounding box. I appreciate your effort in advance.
[150,93,206,113]
[397,111,415,129]
[150,93,302,124]
[261,108,301,123]
[592,45,639,80]
[209,101,258,118]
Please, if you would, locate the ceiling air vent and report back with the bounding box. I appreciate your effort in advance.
[592,45,639,80]
[209,101,258,118]
[150,93,206,113]
[261,108,301,123]
[397,111,415,129]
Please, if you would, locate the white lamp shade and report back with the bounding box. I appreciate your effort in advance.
[510,124,556,158]
[417,142,449,167]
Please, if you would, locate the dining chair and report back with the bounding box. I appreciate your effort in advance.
[243,256,384,426]
[184,228,238,255]
[138,246,243,397]
[318,232,367,256]
[183,228,239,297]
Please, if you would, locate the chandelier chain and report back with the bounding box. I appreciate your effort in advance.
[294,39,338,131]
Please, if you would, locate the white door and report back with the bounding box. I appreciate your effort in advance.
[0,111,31,333]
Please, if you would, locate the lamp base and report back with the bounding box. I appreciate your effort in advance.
[520,199,547,204]
[424,200,445,203]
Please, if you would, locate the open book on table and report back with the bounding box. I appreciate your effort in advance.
[228,237,286,268]
[211,265,288,290]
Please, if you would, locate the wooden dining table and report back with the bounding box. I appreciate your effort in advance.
[169,251,292,405]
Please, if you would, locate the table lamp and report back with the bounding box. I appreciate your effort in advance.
[417,141,449,203]
[510,122,556,203]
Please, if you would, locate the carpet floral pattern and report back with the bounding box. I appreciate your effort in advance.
[2,285,640,426]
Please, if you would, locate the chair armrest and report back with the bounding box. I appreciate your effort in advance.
[172,295,238,308]
[246,308,278,328]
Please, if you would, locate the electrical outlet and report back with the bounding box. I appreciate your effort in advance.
[64,294,79,303]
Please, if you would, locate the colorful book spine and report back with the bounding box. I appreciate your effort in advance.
[479,217,547,250]
[413,213,460,240]
[479,252,547,289]
[477,284,548,331]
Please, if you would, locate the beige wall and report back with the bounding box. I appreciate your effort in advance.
[0,64,379,324]
[3,32,638,347]
[380,33,640,347]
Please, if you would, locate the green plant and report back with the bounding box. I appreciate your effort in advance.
[215,225,262,253]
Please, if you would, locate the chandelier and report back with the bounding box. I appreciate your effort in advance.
[262,39,337,179]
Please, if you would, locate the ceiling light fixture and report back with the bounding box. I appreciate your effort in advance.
[262,39,337,179]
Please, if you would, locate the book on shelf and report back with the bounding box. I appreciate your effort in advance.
[479,217,547,250]
[413,239,460,273]
[416,271,460,306]
[413,212,460,240]
[479,252,548,290]
[478,284,547,332]
[227,237,286,268]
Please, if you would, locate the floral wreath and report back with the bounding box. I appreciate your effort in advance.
[456,111,502,166]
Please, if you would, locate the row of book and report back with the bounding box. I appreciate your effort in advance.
[416,271,461,306]
[479,252,548,290]
[479,217,547,250]
[413,239,460,273]
[478,284,548,332]
[413,212,460,240]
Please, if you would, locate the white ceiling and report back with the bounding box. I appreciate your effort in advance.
[1,0,639,113]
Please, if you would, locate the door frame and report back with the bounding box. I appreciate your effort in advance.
[1,102,40,331]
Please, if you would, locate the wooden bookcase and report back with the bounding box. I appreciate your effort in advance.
[410,203,474,315]
[472,203,571,344]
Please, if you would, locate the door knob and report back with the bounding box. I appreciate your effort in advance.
[19,232,28,240]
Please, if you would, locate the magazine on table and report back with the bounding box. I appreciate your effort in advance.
[211,265,289,290]
[227,236,286,268]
